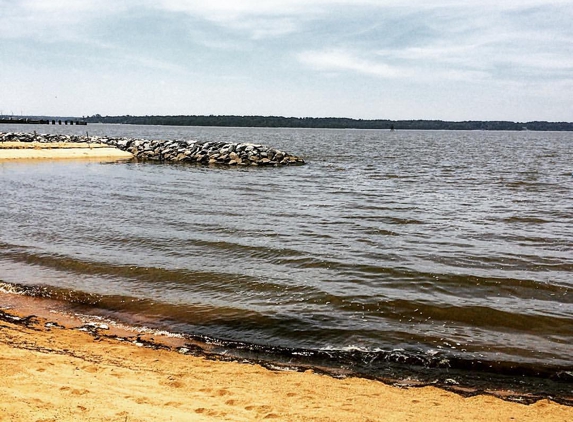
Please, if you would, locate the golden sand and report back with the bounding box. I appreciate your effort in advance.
[0,142,132,160]
[0,300,570,422]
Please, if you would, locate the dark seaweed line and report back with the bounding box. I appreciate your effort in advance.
[2,280,572,389]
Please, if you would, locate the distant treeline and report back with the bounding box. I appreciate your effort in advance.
[84,115,573,131]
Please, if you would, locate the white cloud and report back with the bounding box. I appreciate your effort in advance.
[152,0,572,16]
[148,0,573,40]
[209,16,301,40]
[150,1,315,39]
[298,49,492,83]
[298,50,403,78]
[5,0,572,43]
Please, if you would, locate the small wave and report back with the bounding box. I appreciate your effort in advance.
[0,281,27,295]
[178,331,573,403]
[503,216,550,224]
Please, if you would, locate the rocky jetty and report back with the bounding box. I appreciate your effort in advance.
[0,132,305,167]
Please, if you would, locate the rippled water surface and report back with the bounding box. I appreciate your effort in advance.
[1,124,572,386]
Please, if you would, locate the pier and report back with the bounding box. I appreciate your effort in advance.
[0,118,87,125]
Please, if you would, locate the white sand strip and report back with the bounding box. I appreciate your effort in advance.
[0,142,133,160]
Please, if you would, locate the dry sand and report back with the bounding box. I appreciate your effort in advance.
[0,142,132,160]
[0,302,571,422]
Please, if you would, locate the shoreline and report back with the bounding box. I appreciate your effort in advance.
[2,284,572,405]
[1,291,572,421]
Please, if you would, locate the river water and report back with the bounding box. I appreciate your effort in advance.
[1,124,572,395]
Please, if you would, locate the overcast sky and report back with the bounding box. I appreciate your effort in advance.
[1,0,572,121]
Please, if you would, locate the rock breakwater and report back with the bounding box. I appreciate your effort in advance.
[0,132,305,166]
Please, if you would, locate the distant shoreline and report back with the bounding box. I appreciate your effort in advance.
[84,115,573,131]
[2,115,573,131]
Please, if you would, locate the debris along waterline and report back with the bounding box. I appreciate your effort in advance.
[0,132,306,166]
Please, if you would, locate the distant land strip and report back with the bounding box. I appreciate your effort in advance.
[3,115,573,131]
[83,115,573,131]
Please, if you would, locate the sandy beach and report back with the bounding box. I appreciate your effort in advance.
[0,141,133,160]
[0,295,571,422]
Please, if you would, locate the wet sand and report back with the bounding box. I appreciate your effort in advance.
[0,297,571,422]
[0,141,132,160]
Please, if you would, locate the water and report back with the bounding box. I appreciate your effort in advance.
[1,124,572,395]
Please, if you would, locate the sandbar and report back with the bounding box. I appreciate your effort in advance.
[0,141,133,160]
[0,299,571,421]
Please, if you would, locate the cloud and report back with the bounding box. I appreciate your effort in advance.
[2,0,572,120]
[150,0,318,39]
[147,1,572,40]
[295,1,573,86]
[0,0,127,41]
[298,50,403,79]
[5,0,572,43]
[298,49,491,83]
[211,16,301,40]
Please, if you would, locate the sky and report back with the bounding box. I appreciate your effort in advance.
[1,0,572,121]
